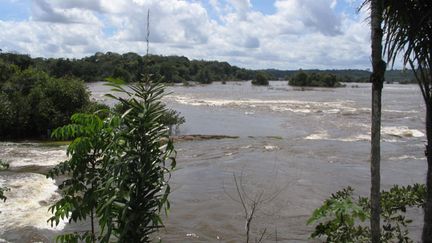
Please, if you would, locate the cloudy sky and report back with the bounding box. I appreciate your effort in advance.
[0,0,372,70]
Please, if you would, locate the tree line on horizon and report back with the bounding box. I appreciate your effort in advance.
[0,51,416,84]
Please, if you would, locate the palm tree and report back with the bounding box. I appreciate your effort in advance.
[365,0,386,241]
[377,0,432,241]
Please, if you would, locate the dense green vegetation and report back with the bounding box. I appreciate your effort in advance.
[251,72,269,86]
[0,52,257,84]
[266,68,415,83]
[266,69,370,82]
[0,59,103,139]
[308,184,425,242]
[49,78,176,242]
[112,96,185,134]
[0,55,185,139]
[288,71,342,87]
[386,69,415,84]
[1,52,415,85]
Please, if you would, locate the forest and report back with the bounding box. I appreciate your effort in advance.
[0,51,415,84]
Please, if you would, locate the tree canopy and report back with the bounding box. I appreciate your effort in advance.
[251,72,269,86]
[288,71,342,87]
[0,59,104,139]
[1,52,415,84]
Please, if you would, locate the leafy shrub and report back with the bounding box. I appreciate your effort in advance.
[307,187,370,242]
[49,77,176,242]
[289,71,342,87]
[29,76,92,136]
[0,61,102,139]
[308,184,425,242]
[100,77,176,242]
[252,72,269,86]
[113,101,185,131]
[48,113,119,242]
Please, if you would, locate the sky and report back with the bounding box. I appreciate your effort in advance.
[0,0,373,70]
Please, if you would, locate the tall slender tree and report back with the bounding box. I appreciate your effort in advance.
[365,0,387,241]
[377,0,432,240]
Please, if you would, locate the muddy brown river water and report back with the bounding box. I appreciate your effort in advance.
[0,81,427,242]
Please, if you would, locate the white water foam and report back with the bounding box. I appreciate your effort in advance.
[337,134,371,142]
[306,125,424,142]
[0,143,67,168]
[264,145,279,151]
[305,132,370,142]
[167,95,360,114]
[382,126,425,138]
[389,155,425,161]
[0,173,66,233]
[383,109,419,114]
[305,131,329,140]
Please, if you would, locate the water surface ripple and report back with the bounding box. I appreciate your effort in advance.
[0,81,426,242]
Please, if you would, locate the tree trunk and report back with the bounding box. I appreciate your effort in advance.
[423,102,432,242]
[370,0,385,242]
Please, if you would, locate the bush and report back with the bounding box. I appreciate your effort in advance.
[0,59,19,84]
[289,71,341,87]
[49,77,176,242]
[197,68,212,84]
[308,184,426,242]
[251,72,269,86]
[0,61,102,139]
[113,102,185,131]
[29,77,91,136]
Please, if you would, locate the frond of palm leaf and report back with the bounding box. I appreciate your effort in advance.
[380,0,432,100]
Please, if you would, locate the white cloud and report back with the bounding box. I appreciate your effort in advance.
[0,0,373,70]
[229,0,251,10]
[31,0,102,25]
[274,0,342,36]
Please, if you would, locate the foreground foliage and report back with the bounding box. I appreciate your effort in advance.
[48,78,176,242]
[112,98,185,134]
[47,113,119,242]
[308,184,425,242]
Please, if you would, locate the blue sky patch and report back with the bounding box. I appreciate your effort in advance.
[0,0,31,21]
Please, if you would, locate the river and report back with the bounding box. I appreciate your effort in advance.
[0,81,427,242]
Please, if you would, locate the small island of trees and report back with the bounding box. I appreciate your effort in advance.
[288,71,343,87]
[251,72,269,86]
